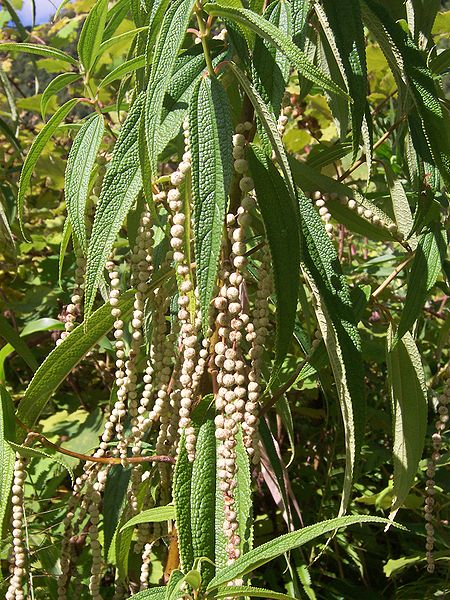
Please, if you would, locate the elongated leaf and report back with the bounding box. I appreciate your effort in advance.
[40,72,80,119]
[321,0,366,160]
[145,0,196,176]
[103,465,131,559]
[120,505,175,532]
[0,117,21,155]
[385,169,416,248]
[0,315,38,373]
[58,217,72,286]
[207,515,404,589]
[15,291,135,436]
[0,198,16,265]
[247,146,300,372]
[253,0,291,117]
[17,98,79,234]
[291,0,311,50]
[77,0,109,72]
[215,586,297,600]
[204,3,348,99]
[229,62,295,202]
[396,227,447,340]
[65,113,104,253]
[0,385,15,539]
[84,94,144,319]
[0,42,77,65]
[299,193,365,515]
[386,326,427,515]
[191,421,216,588]
[190,76,233,334]
[173,434,194,572]
[128,586,165,600]
[96,26,148,61]
[362,0,450,186]
[99,54,146,89]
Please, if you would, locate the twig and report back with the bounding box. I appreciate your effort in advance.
[16,420,176,465]
[371,254,414,299]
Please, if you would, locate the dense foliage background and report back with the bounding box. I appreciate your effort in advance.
[0,1,449,599]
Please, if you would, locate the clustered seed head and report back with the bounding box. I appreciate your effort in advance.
[6,453,27,600]
[424,365,449,573]
[57,255,86,346]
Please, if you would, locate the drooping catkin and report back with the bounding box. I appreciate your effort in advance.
[6,453,27,600]
[424,365,449,573]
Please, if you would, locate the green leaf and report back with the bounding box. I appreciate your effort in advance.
[166,570,186,600]
[247,145,300,373]
[0,116,21,155]
[173,434,194,572]
[321,0,367,160]
[17,98,79,236]
[253,0,291,118]
[292,0,311,50]
[103,465,131,559]
[204,3,348,99]
[129,587,165,600]
[396,227,447,341]
[58,218,72,286]
[207,515,405,589]
[15,291,135,436]
[120,505,175,532]
[40,73,81,119]
[65,113,104,253]
[0,315,38,375]
[214,586,298,600]
[145,0,196,177]
[129,587,166,600]
[229,62,296,202]
[190,76,233,335]
[98,54,146,89]
[77,0,109,72]
[298,192,365,515]
[84,93,144,320]
[386,326,427,515]
[191,420,216,588]
[0,385,15,539]
[362,0,450,186]
[96,26,148,62]
[0,42,78,66]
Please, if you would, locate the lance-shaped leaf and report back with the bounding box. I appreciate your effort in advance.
[291,0,311,50]
[386,326,427,516]
[396,226,447,341]
[190,76,233,334]
[247,145,300,374]
[98,55,146,90]
[0,42,77,66]
[299,193,365,515]
[207,515,404,589]
[65,113,104,253]
[215,587,297,600]
[145,0,196,176]
[191,421,216,588]
[0,385,15,539]
[17,98,79,235]
[77,0,109,72]
[84,94,144,319]
[120,505,175,532]
[253,0,291,119]
[235,428,253,557]
[321,0,367,160]
[0,315,38,375]
[362,0,450,186]
[204,3,348,99]
[16,290,135,436]
[128,587,165,600]
[40,73,81,119]
[173,434,194,572]
[229,62,295,201]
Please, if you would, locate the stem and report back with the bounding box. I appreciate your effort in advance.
[15,421,176,465]
[195,3,215,78]
[371,254,414,299]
